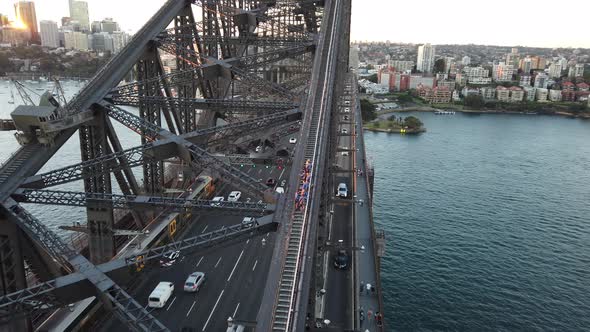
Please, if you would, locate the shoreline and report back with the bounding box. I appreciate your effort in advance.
[377,106,590,119]
[363,126,426,134]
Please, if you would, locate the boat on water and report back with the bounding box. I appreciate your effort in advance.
[434,109,456,115]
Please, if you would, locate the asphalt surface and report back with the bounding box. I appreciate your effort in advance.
[101,135,298,332]
[323,91,355,329]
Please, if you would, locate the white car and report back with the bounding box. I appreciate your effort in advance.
[228,191,241,202]
[337,183,348,198]
[242,217,256,227]
[343,107,350,113]
[275,186,285,194]
[341,151,349,156]
[341,128,348,134]
[211,196,224,206]
[289,137,297,144]
[255,145,262,153]
[183,272,205,292]
[160,251,180,267]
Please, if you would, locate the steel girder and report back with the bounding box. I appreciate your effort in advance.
[105,105,269,197]
[112,96,298,113]
[0,201,168,331]
[0,219,278,321]
[11,189,275,216]
[159,34,313,48]
[21,108,300,190]
[231,65,297,100]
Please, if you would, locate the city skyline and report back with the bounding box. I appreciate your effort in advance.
[1,0,590,49]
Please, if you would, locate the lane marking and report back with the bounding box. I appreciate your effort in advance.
[252,260,258,271]
[246,239,250,244]
[227,250,244,282]
[202,290,224,331]
[214,257,222,268]
[196,256,204,267]
[233,302,240,317]
[166,296,176,311]
[186,301,196,317]
[278,168,286,180]
[201,225,208,234]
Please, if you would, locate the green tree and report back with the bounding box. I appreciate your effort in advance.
[464,94,485,109]
[367,74,378,84]
[403,116,423,129]
[433,58,446,74]
[360,99,377,122]
[397,93,413,103]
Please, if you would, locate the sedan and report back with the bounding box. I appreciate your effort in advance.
[341,128,348,134]
[333,250,349,269]
[160,251,180,267]
[211,196,224,206]
[183,272,205,292]
[289,137,297,144]
[228,191,241,202]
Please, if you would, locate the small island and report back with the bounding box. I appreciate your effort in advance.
[360,98,425,134]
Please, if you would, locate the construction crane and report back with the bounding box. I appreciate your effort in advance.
[10,79,36,106]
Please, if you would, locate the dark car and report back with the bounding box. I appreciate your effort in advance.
[160,250,180,267]
[333,250,349,269]
[266,178,276,187]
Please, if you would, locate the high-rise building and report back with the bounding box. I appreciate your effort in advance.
[70,1,90,30]
[387,60,414,73]
[534,73,548,89]
[91,32,114,52]
[14,1,38,42]
[519,57,533,74]
[573,63,584,78]
[0,14,9,27]
[492,62,515,82]
[111,31,128,53]
[64,30,89,50]
[40,20,59,48]
[91,21,101,33]
[417,43,435,73]
[101,18,120,33]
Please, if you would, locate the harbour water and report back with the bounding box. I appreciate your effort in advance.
[366,112,590,331]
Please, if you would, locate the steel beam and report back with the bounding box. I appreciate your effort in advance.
[12,189,275,216]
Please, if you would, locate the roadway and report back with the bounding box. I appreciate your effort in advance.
[101,133,299,331]
[322,77,356,329]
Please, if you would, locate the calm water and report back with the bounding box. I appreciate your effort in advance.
[366,112,590,331]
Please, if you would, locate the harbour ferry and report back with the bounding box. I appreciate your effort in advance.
[434,109,455,115]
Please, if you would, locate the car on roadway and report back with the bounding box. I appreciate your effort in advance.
[275,186,285,194]
[228,191,241,202]
[341,151,349,156]
[344,115,349,121]
[242,217,256,227]
[148,282,174,308]
[255,145,262,153]
[289,137,297,144]
[160,251,180,267]
[183,272,205,292]
[333,250,349,269]
[343,107,350,113]
[341,128,348,134]
[266,178,276,187]
[344,100,351,106]
[336,183,348,198]
[211,196,224,206]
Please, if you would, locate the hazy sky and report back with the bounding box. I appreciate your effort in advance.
[2,0,589,48]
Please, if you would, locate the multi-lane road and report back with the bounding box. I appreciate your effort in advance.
[101,134,299,332]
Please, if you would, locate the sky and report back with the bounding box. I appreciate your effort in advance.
[2,0,590,48]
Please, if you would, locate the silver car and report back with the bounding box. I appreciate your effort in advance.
[183,272,205,292]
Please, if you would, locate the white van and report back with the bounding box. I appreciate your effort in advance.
[148,282,174,308]
[242,217,256,227]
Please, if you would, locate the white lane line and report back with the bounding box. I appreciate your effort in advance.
[201,225,209,234]
[246,239,250,244]
[227,250,244,282]
[202,290,224,331]
[166,296,176,311]
[252,260,258,271]
[186,301,196,317]
[266,233,270,238]
[233,302,240,317]
[278,168,286,180]
[196,256,204,267]
[214,257,222,268]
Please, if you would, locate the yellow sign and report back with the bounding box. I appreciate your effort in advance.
[169,219,177,236]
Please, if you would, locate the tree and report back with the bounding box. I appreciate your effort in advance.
[464,94,485,109]
[433,58,446,74]
[403,116,423,129]
[367,74,378,84]
[397,93,413,103]
[360,99,377,122]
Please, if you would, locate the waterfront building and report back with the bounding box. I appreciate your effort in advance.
[452,90,461,101]
[536,88,549,102]
[462,87,479,97]
[523,86,536,101]
[562,81,575,91]
[437,80,455,91]
[14,1,38,42]
[416,85,451,104]
[496,86,510,102]
[40,20,59,48]
[549,89,562,102]
[468,77,492,85]
[576,82,589,91]
[509,86,524,102]
[378,68,393,91]
[480,87,495,100]
[417,43,436,73]
[409,75,435,90]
